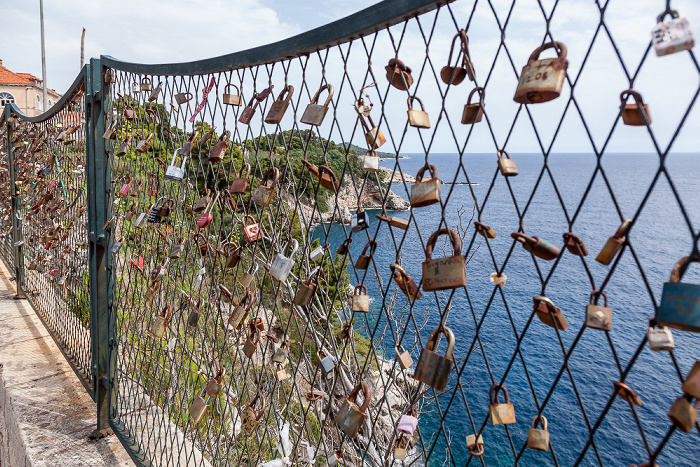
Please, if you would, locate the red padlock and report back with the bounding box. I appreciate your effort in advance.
[197,192,219,228]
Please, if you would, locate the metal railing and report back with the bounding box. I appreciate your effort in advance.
[1,0,700,466]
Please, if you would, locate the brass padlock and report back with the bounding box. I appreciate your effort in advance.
[336,382,371,438]
[230,163,251,194]
[474,221,496,239]
[391,263,423,300]
[351,285,369,313]
[514,41,568,104]
[394,436,408,460]
[239,94,259,124]
[293,266,322,307]
[243,329,261,359]
[240,262,258,289]
[586,290,612,331]
[140,77,153,91]
[300,84,334,126]
[596,219,632,265]
[189,392,209,425]
[354,240,377,270]
[410,164,441,208]
[242,215,261,243]
[489,384,516,425]
[496,149,518,177]
[147,81,162,102]
[647,318,675,351]
[174,92,193,105]
[414,326,455,391]
[223,83,241,106]
[563,232,588,256]
[620,89,651,126]
[385,58,413,90]
[613,381,643,406]
[150,305,172,339]
[265,85,294,124]
[527,415,550,451]
[357,111,386,149]
[241,394,266,435]
[466,434,484,456]
[462,87,485,124]
[276,366,289,381]
[512,232,561,260]
[252,167,280,207]
[273,339,289,364]
[207,130,230,163]
[441,30,475,85]
[668,394,699,433]
[376,212,410,231]
[228,289,254,330]
[682,360,700,400]
[407,96,430,129]
[422,227,466,291]
[396,345,413,369]
[363,150,379,172]
[533,295,568,330]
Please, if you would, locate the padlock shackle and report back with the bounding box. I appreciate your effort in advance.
[424,227,461,261]
[466,86,485,106]
[446,30,470,68]
[354,284,368,295]
[260,166,280,188]
[360,240,377,257]
[531,414,548,430]
[218,283,233,301]
[426,325,456,359]
[159,304,173,320]
[305,265,322,285]
[620,89,647,108]
[204,191,220,215]
[474,221,491,234]
[669,255,700,283]
[275,84,294,103]
[242,214,257,228]
[376,212,393,223]
[224,83,240,95]
[589,289,608,307]
[248,394,266,420]
[318,165,338,187]
[241,289,255,311]
[489,383,510,404]
[497,149,512,161]
[528,41,568,64]
[219,130,231,142]
[245,93,259,109]
[141,77,151,85]
[657,9,680,23]
[347,382,371,413]
[390,263,409,279]
[169,148,182,166]
[414,164,438,184]
[247,262,259,275]
[237,163,251,179]
[283,238,299,257]
[613,218,633,239]
[511,232,537,247]
[310,84,334,107]
[407,95,425,111]
[467,434,485,456]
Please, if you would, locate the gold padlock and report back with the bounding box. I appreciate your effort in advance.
[410,164,441,208]
[150,305,172,338]
[351,285,369,313]
[422,227,466,291]
[497,150,518,177]
[620,89,651,126]
[394,436,408,460]
[596,219,632,265]
[301,84,334,126]
[514,41,568,104]
[140,77,153,91]
[336,382,371,438]
[396,345,413,369]
[228,289,254,330]
[414,326,455,391]
[527,415,550,451]
[489,384,516,425]
[273,339,289,364]
[407,96,430,129]
[462,87,485,124]
[252,167,280,207]
[668,394,699,433]
[276,366,290,381]
[533,295,568,330]
[242,394,266,435]
[466,434,484,456]
[376,212,410,231]
[585,290,612,331]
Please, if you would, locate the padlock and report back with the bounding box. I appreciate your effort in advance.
[270,239,299,282]
[273,339,289,364]
[265,85,294,124]
[241,394,266,435]
[150,305,172,339]
[252,167,280,207]
[147,81,163,102]
[620,90,651,126]
[533,295,568,330]
[397,408,418,435]
[301,84,334,126]
[229,163,251,194]
[158,199,173,218]
[396,345,413,369]
[657,256,700,332]
[150,258,169,283]
[391,263,423,300]
[385,58,414,90]
[192,258,206,290]
[585,290,612,331]
[351,205,369,233]
[103,118,118,140]
[462,87,485,124]
[317,165,339,192]
[394,436,408,460]
[147,198,166,224]
[222,83,242,105]
[194,190,211,213]
[189,392,210,425]
[238,94,259,124]
[187,299,204,327]
[613,381,643,406]
[376,212,410,231]
[336,238,352,256]
[225,243,242,269]
[410,164,441,208]
[407,96,430,129]
[441,30,475,85]
[351,285,369,313]
[357,111,386,150]
[174,92,193,105]
[668,394,699,433]
[243,329,261,359]
[647,318,675,351]
[164,148,187,182]
[466,434,484,457]
[652,10,694,56]
[135,133,153,153]
[276,366,289,381]
[228,289,254,330]
[111,237,124,254]
[336,382,371,438]
[474,221,496,239]
[240,262,258,289]
[563,232,588,256]
[318,349,335,375]
[489,384,516,425]
[354,241,377,270]
[131,81,140,93]
[496,150,518,177]
[170,238,186,259]
[682,360,700,400]
[208,131,231,163]
[422,228,466,291]
[309,243,329,262]
[527,415,550,451]
[363,150,379,172]
[197,192,219,229]
[199,126,217,145]
[294,266,322,306]
[119,177,133,196]
[514,41,568,104]
[414,326,455,391]
[596,218,632,265]
[145,283,159,304]
[181,130,200,158]
[115,136,132,158]
[242,215,260,243]
[123,106,135,120]
[512,232,561,260]
[140,77,153,91]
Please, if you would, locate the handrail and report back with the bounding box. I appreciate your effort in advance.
[101,0,453,75]
[6,66,87,124]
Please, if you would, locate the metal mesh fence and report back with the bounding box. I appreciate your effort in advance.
[0,122,12,267]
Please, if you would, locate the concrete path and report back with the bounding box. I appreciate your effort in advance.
[0,261,133,466]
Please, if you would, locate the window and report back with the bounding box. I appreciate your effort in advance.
[0,92,14,107]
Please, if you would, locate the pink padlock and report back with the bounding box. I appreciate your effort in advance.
[397,410,418,435]
[196,192,219,229]
[119,177,133,196]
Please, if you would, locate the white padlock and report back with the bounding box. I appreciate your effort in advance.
[270,239,299,282]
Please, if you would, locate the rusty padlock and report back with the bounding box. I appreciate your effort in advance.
[410,164,441,208]
[239,94,259,124]
[668,394,699,433]
[242,394,266,435]
[223,83,242,106]
[462,87,485,124]
[150,305,172,339]
[243,328,261,359]
[563,232,588,256]
[187,298,205,327]
[242,215,260,243]
[252,167,280,207]
[497,150,519,177]
[474,221,496,239]
[301,84,333,126]
[514,41,568,104]
[207,130,230,163]
[336,382,371,438]
[414,326,455,391]
[376,212,410,231]
[533,295,568,330]
[115,136,132,158]
[318,165,339,192]
[293,266,322,307]
[466,434,484,456]
[527,415,550,451]
[229,163,251,194]
[586,290,612,331]
[354,240,377,270]
[407,95,430,129]
[512,232,561,260]
[391,263,423,300]
[422,227,466,291]
[351,284,369,313]
[194,190,211,213]
[489,384,516,425]
[147,81,163,102]
[613,381,643,406]
[265,85,294,124]
[385,58,413,90]
[228,289,254,330]
[396,345,413,369]
[225,242,242,269]
[620,89,651,126]
[682,360,700,400]
[441,30,475,85]
[596,219,632,265]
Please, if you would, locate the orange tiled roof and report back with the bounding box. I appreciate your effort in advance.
[0,66,35,85]
[16,72,41,82]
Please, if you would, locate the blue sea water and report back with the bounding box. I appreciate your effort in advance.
[313,152,700,466]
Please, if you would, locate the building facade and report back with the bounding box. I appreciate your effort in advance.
[0,59,61,116]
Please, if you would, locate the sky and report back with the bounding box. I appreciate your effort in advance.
[1,0,699,154]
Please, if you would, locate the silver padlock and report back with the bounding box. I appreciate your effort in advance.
[240,262,258,289]
[310,243,329,262]
[192,259,205,291]
[270,239,299,282]
[164,148,187,182]
[647,318,675,351]
[318,350,335,375]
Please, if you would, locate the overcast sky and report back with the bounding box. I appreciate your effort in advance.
[1,0,698,154]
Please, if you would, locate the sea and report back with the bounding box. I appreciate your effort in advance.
[313,152,700,466]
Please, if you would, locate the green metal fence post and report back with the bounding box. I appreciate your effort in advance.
[5,106,24,299]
